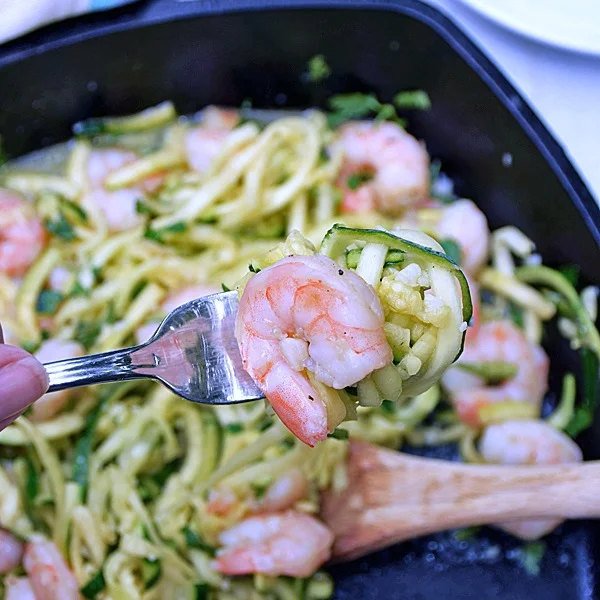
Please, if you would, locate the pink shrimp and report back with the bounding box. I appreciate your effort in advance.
[214,510,333,577]
[185,106,239,173]
[434,199,490,276]
[0,529,23,574]
[235,254,392,446]
[0,189,47,278]
[207,469,308,518]
[83,148,165,233]
[399,199,490,276]
[4,576,36,600]
[23,538,81,600]
[442,320,549,427]
[32,340,85,421]
[331,121,430,215]
[257,468,309,513]
[480,419,582,539]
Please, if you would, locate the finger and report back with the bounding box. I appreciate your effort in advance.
[0,348,49,419]
[0,409,25,431]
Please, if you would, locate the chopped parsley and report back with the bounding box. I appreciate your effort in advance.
[518,541,546,576]
[45,213,77,241]
[144,221,187,243]
[328,428,349,440]
[306,54,331,82]
[347,172,373,190]
[36,290,64,315]
[440,239,462,265]
[394,90,432,110]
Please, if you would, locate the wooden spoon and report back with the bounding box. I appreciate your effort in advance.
[321,441,600,562]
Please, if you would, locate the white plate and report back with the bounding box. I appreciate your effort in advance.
[458,0,600,56]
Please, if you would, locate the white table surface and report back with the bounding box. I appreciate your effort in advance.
[424,0,600,204]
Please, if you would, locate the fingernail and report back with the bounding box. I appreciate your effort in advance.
[0,355,49,417]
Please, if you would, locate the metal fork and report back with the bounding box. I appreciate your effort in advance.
[43,292,264,404]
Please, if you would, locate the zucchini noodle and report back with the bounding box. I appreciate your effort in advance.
[0,101,598,599]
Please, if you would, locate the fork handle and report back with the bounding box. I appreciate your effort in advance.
[44,346,146,393]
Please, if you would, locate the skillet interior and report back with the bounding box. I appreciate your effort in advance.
[1,1,599,597]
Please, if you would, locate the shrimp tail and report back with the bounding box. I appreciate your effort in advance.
[265,362,329,447]
[214,547,265,575]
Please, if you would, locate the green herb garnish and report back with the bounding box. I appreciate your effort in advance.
[144,221,187,243]
[328,428,349,440]
[36,290,64,315]
[80,570,106,598]
[183,526,217,556]
[394,90,431,110]
[518,541,546,576]
[440,239,462,265]
[327,93,404,127]
[347,172,373,190]
[44,213,77,241]
[307,54,331,82]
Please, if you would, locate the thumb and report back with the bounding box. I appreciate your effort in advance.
[0,345,49,429]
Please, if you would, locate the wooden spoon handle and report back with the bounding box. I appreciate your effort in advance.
[322,442,600,562]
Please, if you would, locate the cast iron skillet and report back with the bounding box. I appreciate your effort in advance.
[1,1,599,598]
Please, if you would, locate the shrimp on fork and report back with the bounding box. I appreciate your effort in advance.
[0,189,47,278]
[214,510,333,577]
[332,121,430,215]
[235,254,392,446]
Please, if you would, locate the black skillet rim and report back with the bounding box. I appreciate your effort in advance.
[0,0,598,248]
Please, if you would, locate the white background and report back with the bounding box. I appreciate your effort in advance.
[424,0,600,203]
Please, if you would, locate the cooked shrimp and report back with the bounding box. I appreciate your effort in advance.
[434,199,489,275]
[135,283,220,344]
[214,510,333,577]
[256,468,308,513]
[442,320,549,426]
[23,538,81,600]
[83,148,161,233]
[202,106,239,131]
[480,419,582,539]
[207,469,308,518]
[185,106,239,173]
[398,199,489,276]
[0,189,47,278]
[235,254,392,446]
[206,488,240,517]
[0,529,23,574]
[332,121,429,215]
[4,576,36,600]
[32,340,84,421]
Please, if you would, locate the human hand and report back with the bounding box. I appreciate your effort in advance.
[0,324,49,430]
